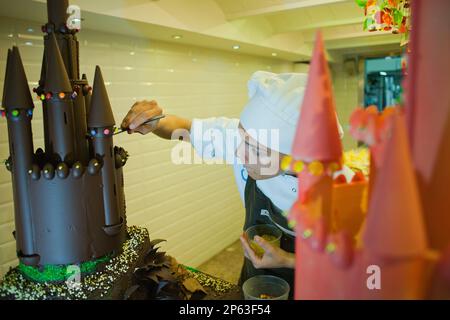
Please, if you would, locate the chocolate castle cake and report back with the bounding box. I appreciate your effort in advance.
[0,0,147,299]
[3,0,127,268]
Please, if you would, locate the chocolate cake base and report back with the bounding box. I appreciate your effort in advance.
[0,226,242,300]
[0,226,150,300]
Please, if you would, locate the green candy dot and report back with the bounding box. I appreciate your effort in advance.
[302,229,313,239]
[11,110,20,117]
[326,242,337,254]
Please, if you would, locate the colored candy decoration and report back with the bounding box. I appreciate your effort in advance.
[90,129,97,136]
[326,242,337,254]
[58,92,66,99]
[288,220,297,229]
[351,171,366,182]
[40,94,46,101]
[103,129,110,135]
[293,161,305,173]
[308,161,324,176]
[334,174,348,184]
[280,156,292,171]
[11,109,20,117]
[1,110,6,118]
[302,229,313,239]
[46,92,52,100]
[27,110,33,117]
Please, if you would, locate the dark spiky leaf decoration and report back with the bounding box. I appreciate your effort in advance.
[125,238,206,300]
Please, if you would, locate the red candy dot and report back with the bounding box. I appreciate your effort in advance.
[352,171,366,182]
[103,129,110,135]
[334,174,347,184]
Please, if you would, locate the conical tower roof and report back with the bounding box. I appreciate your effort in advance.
[45,33,72,93]
[364,114,427,258]
[87,66,115,128]
[2,47,34,110]
[291,31,342,162]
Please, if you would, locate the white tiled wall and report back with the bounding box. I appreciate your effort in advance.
[331,64,360,151]
[0,17,295,277]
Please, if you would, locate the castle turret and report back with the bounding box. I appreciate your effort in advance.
[2,46,39,265]
[88,66,122,234]
[364,114,427,258]
[44,32,77,164]
[287,31,343,232]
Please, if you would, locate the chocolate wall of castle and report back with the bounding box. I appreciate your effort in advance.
[1,0,128,266]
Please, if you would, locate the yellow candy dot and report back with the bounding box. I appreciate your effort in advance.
[288,220,297,229]
[309,161,324,176]
[280,156,292,171]
[293,161,304,173]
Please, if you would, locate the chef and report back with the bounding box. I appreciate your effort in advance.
[121,71,351,294]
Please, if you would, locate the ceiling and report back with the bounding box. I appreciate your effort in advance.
[1,0,403,62]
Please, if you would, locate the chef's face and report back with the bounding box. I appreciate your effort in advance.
[236,124,284,180]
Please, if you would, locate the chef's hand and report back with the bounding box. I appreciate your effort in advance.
[240,235,295,269]
[121,100,163,135]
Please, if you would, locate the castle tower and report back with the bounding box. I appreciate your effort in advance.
[88,66,122,234]
[288,31,343,234]
[42,0,90,164]
[291,31,343,197]
[405,0,450,251]
[0,0,127,270]
[44,33,77,164]
[361,113,430,299]
[364,114,427,258]
[2,47,39,265]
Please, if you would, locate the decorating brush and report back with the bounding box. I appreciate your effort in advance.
[113,114,166,135]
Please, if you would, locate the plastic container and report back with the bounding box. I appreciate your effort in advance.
[245,224,282,257]
[242,275,290,300]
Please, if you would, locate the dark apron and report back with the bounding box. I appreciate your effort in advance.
[239,176,295,299]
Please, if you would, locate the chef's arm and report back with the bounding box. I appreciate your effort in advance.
[153,115,192,140]
[121,100,191,140]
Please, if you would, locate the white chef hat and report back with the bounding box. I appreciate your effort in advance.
[240,71,344,155]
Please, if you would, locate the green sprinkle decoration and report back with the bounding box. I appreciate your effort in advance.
[18,255,110,283]
[0,226,149,300]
